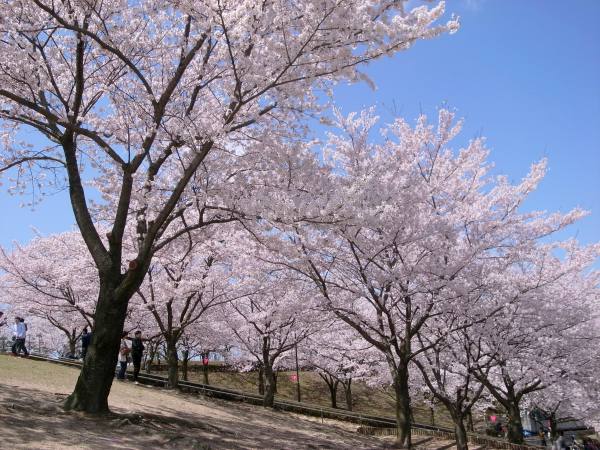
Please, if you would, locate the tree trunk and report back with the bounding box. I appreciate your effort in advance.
[263,363,276,407]
[393,365,412,448]
[166,339,179,389]
[182,350,189,382]
[258,366,265,395]
[145,347,155,373]
[549,412,558,440]
[343,379,353,411]
[506,402,524,444]
[64,278,128,413]
[273,370,278,394]
[467,410,474,432]
[319,373,339,409]
[454,415,469,450]
[68,336,77,358]
[203,364,209,385]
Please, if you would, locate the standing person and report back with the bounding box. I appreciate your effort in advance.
[553,432,566,450]
[131,330,145,384]
[81,328,92,359]
[117,332,130,380]
[11,317,28,356]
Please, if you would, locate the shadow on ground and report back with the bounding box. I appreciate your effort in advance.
[0,382,393,449]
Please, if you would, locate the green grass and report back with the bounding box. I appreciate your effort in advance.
[155,366,461,428]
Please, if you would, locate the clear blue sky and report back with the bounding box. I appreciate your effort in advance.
[1,0,598,249]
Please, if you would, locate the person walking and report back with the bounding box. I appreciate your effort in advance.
[131,330,145,384]
[81,328,92,359]
[11,317,28,356]
[117,332,130,380]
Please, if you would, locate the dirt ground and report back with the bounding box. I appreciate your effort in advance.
[0,354,406,450]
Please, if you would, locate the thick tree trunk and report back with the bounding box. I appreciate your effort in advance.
[453,414,469,450]
[64,279,128,413]
[166,339,179,389]
[343,379,352,411]
[393,365,412,448]
[258,366,265,395]
[263,363,276,407]
[506,402,524,444]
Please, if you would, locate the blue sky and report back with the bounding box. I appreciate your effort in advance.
[0,0,598,249]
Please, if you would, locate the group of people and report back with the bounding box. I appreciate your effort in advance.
[117,330,145,383]
[80,328,145,383]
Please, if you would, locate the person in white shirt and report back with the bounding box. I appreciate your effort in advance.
[117,332,130,380]
[11,317,29,356]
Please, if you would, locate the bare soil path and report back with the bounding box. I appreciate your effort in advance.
[0,355,399,449]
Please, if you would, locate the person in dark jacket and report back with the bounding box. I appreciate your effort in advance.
[131,330,145,383]
[81,328,92,359]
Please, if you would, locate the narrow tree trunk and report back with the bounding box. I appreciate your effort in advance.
[203,364,209,385]
[393,365,412,448]
[64,279,128,413]
[166,339,179,389]
[467,410,474,432]
[145,347,155,373]
[506,402,524,444]
[182,350,189,382]
[263,363,276,407]
[273,370,278,393]
[549,412,558,440]
[69,336,77,358]
[258,366,265,395]
[319,373,339,409]
[343,379,353,411]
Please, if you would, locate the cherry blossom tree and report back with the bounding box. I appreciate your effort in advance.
[468,241,600,444]
[301,324,379,410]
[266,109,589,447]
[130,227,235,388]
[0,0,458,413]
[0,231,97,356]
[217,249,322,407]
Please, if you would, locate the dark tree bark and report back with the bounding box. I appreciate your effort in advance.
[263,363,277,407]
[392,364,412,448]
[166,338,179,388]
[453,414,469,450]
[202,356,209,385]
[506,402,524,444]
[64,276,130,413]
[319,373,339,408]
[182,350,189,382]
[342,378,352,411]
[258,366,265,395]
